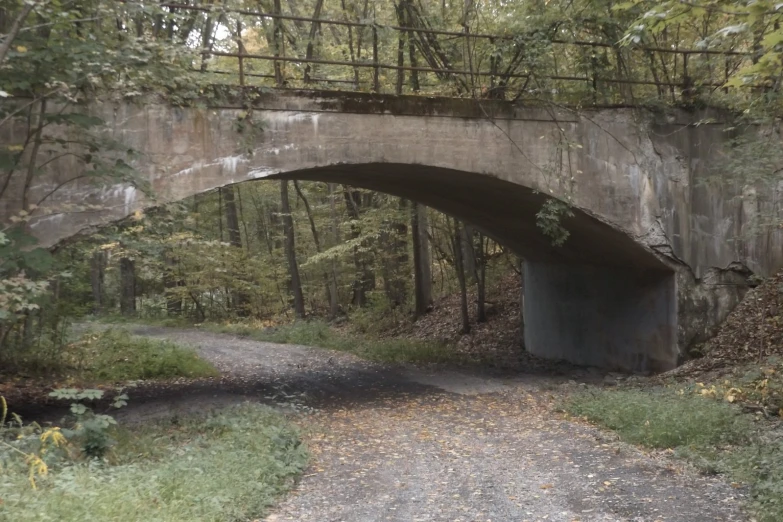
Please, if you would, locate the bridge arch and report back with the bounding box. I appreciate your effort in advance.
[257,164,678,374]
[13,92,766,372]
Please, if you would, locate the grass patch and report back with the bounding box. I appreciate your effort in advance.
[565,388,753,448]
[564,387,783,521]
[90,314,191,328]
[1,327,219,384]
[63,328,219,383]
[0,403,307,521]
[206,319,465,365]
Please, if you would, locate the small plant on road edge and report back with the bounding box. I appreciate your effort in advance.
[48,387,129,458]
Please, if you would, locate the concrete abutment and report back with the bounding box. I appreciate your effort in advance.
[524,262,678,373]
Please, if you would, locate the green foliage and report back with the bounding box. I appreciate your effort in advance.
[348,293,405,335]
[0,403,307,521]
[67,328,220,382]
[616,0,783,100]
[0,227,55,325]
[0,0,208,366]
[47,388,127,458]
[536,198,574,247]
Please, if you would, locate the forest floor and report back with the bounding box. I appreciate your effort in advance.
[65,324,746,522]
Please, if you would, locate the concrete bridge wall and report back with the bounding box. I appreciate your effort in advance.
[3,91,778,372]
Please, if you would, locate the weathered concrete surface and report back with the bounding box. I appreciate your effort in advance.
[524,263,677,372]
[3,90,776,371]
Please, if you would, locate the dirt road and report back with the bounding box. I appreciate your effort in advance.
[121,326,747,522]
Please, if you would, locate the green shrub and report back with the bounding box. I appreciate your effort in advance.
[565,388,753,448]
[347,294,403,335]
[0,403,308,521]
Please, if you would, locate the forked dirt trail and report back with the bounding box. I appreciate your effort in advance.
[124,326,747,522]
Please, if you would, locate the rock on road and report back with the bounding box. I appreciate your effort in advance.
[122,326,747,522]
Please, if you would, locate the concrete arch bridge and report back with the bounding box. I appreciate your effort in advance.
[7,91,781,373]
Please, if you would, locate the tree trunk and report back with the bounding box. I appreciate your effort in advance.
[452,218,470,334]
[250,191,286,312]
[119,257,136,317]
[475,233,487,323]
[217,186,224,242]
[200,13,214,71]
[395,2,406,94]
[163,252,183,316]
[222,186,249,315]
[0,3,34,65]
[461,223,477,283]
[89,250,106,315]
[22,99,46,211]
[382,198,409,308]
[405,0,420,92]
[281,180,306,319]
[303,0,325,83]
[412,203,432,317]
[294,180,335,315]
[343,186,374,307]
[273,0,284,85]
[223,186,242,248]
[236,184,251,252]
[328,183,340,317]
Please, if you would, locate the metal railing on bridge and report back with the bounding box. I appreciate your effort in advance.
[160,2,753,105]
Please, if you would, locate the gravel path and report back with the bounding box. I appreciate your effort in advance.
[120,326,747,522]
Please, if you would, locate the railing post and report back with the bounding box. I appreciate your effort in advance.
[372,25,380,92]
[237,20,245,87]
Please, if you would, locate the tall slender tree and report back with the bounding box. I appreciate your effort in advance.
[281,180,306,319]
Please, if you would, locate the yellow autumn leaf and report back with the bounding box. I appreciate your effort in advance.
[16,46,27,53]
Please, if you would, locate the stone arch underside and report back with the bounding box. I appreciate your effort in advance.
[259,164,677,374]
